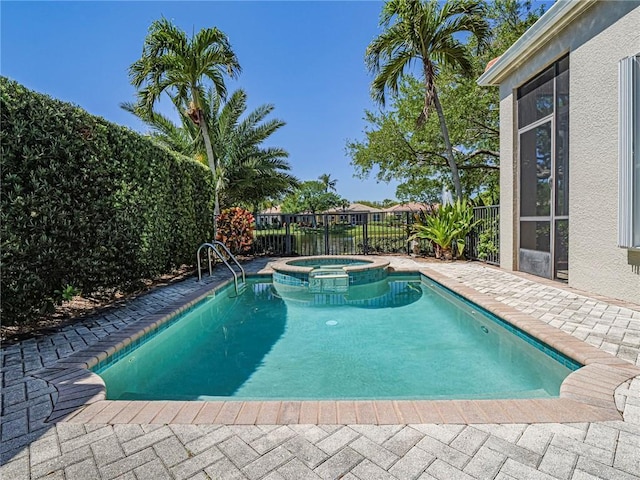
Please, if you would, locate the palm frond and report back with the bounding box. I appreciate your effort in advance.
[432,38,473,76]
[371,49,415,106]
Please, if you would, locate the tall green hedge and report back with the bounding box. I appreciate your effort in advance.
[1,77,215,324]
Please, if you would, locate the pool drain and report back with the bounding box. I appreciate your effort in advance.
[326,320,338,326]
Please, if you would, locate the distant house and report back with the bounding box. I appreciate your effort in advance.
[257,206,318,227]
[324,203,383,224]
[256,206,283,227]
[385,202,432,220]
[385,202,430,212]
[478,0,639,303]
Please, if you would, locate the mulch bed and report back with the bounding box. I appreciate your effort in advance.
[1,265,201,345]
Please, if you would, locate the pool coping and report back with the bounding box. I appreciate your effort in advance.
[270,255,390,276]
[33,262,640,426]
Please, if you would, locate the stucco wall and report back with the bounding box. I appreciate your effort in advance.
[498,83,516,271]
[498,2,640,303]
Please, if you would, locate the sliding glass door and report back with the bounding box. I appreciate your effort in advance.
[517,56,569,280]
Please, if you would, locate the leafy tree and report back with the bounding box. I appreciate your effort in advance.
[366,0,489,199]
[351,0,542,202]
[128,17,241,222]
[318,173,338,192]
[349,73,499,201]
[485,0,544,56]
[281,181,342,227]
[123,88,298,213]
[395,175,446,204]
[353,199,397,209]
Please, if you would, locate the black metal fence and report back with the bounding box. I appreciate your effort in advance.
[467,205,500,265]
[253,211,430,256]
[252,205,500,264]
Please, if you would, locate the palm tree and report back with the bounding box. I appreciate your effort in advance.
[366,0,489,199]
[206,89,298,206]
[230,162,298,214]
[122,87,298,212]
[128,17,241,220]
[318,173,338,193]
[223,150,298,209]
[121,98,201,160]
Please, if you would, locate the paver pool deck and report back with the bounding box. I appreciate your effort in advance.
[1,256,639,479]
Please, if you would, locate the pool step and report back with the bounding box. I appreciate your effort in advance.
[309,270,349,293]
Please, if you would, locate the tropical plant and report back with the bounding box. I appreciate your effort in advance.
[54,284,81,303]
[365,0,489,199]
[121,98,201,161]
[409,198,478,259]
[449,198,477,258]
[411,216,458,260]
[215,207,254,255]
[123,88,298,213]
[351,2,544,202]
[213,90,298,208]
[128,17,241,222]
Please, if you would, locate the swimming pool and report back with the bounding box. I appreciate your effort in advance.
[94,274,578,401]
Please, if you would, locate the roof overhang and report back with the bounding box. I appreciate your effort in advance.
[477,0,598,86]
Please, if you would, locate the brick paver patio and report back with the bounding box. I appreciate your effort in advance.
[1,257,639,479]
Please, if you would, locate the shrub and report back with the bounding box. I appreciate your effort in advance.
[477,216,500,261]
[0,77,214,324]
[409,199,478,260]
[216,207,254,255]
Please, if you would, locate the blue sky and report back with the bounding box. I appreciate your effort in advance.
[1,0,404,202]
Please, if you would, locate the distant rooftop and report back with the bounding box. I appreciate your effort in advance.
[385,202,431,213]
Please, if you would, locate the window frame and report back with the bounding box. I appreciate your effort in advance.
[618,54,640,249]
[516,55,569,280]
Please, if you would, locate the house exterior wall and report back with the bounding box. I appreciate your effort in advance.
[497,2,640,303]
[499,83,517,271]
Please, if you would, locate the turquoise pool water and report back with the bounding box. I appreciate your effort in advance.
[96,275,576,401]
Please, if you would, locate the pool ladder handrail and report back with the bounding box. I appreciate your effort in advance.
[196,241,246,295]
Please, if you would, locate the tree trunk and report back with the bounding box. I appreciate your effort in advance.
[198,111,220,238]
[432,90,463,199]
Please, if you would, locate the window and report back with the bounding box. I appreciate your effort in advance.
[619,54,640,248]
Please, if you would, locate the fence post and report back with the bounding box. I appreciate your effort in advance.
[285,216,291,255]
[362,215,369,255]
[406,212,411,254]
[324,214,330,255]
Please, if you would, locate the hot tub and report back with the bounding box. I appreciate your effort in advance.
[271,256,389,292]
